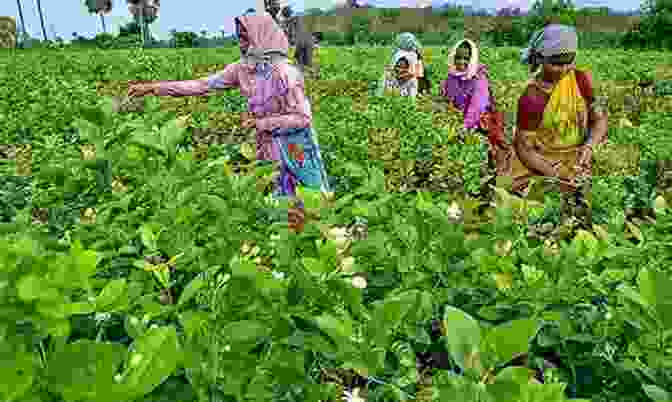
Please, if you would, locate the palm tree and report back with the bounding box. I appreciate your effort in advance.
[15,0,27,44]
[85,0,113,34]
[126,0,160,46]
[35,0,48,41]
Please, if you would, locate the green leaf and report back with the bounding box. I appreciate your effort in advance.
[47,340,126,402]
[139,224,161,252]
[442,305,482,374]
[44,317,72,338]
[0,347,34,402]
[125,315,147,340]
[118,326,181,400]
[130,130,166,156]
[179,311,209,339]
[96,278,130,312]
[159,118,189,160]
[638,269,672,329]
[62,301,96,315]
[486,366,531,401]
[316,239,339,266]
[221,320,271,344]
[70,240,99,281]
[302,257,329,276]
[315,313,354,345]
[17,275,48,301]
[297,186,322,212]
[230,257,258,281]
[72,118,102,142]
[485,319,540,365]
[642,384,672,401]
[177,277,206,308]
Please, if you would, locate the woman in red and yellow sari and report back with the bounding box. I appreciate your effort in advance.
[503,25,608,197]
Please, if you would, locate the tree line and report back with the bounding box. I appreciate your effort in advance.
[11,0,672,50]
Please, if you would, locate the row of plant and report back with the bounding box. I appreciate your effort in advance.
[1,46,672,402]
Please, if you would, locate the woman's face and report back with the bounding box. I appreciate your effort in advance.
[395,58,411,81]
[542,53,576,82]
[236,19,249,55]
[454,46,470,72]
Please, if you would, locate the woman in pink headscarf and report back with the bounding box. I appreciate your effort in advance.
[128,13,330,233]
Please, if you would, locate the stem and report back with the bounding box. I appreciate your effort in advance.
[96,322,105,342]
[39,340,48,369]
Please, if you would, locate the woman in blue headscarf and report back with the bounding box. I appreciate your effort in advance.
[394,32,431,94]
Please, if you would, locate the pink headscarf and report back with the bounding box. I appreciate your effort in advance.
[235,14,298,115]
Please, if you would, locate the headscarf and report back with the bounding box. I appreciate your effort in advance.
[394,32,423,78]
[394,32,421,53]
[447,39,480,79]
[391,49,418,68]
[520,24,578,73]
[236,13,300,115]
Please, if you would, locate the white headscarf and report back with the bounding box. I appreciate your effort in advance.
[447,39,480,79]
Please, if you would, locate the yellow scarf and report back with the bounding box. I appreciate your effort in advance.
[539,70,587,148]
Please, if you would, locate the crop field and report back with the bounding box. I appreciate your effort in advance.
[1,45,672,402]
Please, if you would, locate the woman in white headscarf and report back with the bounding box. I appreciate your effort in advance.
[376,48,419,97]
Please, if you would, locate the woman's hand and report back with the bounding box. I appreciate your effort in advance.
[240,112,256,130]
[577,144,593,169]
[398,70,414,81]
[128,82,158,98]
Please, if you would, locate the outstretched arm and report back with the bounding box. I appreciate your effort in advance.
[150,63,241,97]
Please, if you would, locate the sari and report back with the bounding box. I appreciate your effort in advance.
[502,24,600,194]
[504,69,594,194]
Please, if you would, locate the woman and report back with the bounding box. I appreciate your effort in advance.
[506,24,608,197]
[128,13,330,233]
[393,32,431,94]
[440,39,507,169]
[377,49,419,97]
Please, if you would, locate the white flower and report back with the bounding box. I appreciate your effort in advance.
[340,256,355,272]
[343,387,365,402]
[351,276,367,289]
[447,202,462,221]
[271,270,286,280]
[224,345,231,352]
[328,227,350,249]
[114,374,123,383]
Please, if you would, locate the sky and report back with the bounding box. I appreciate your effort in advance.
[3,0,641,42]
